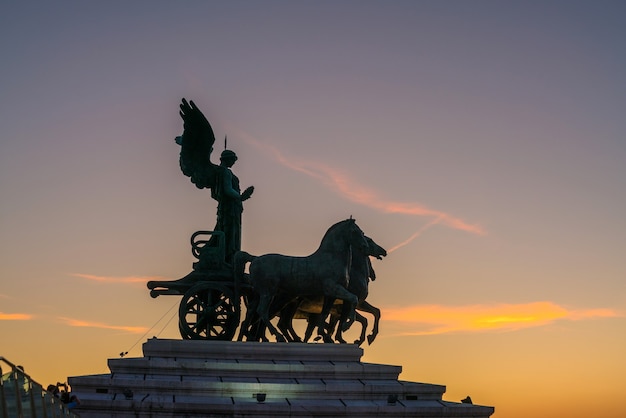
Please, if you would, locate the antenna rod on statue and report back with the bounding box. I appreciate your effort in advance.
[224,135,227,150]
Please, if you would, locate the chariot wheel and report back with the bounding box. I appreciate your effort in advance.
[179,282,240,340]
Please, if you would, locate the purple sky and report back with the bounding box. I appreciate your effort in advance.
[1,2,625,417]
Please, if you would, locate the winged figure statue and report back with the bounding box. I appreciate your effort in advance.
[176,98,217,190]
[176,98,254,265]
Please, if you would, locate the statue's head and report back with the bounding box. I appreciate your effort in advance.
[220,149,238,166]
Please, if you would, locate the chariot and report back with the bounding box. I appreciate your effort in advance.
[147,231,250,341]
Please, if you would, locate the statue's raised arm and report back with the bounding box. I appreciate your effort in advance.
[176,98,217,190]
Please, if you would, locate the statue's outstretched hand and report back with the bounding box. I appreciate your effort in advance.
[241,186,254,201]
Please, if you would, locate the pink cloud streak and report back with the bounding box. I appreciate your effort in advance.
[387,216,444,253]
[237,131,485,236]
[72,273,169,285]
[58,317,148,334]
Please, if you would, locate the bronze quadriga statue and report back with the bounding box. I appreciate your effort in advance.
[147,99,386,344]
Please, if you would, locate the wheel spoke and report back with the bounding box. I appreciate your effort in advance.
[179,284,240,340]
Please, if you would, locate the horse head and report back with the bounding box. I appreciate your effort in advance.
[365,236,387,260]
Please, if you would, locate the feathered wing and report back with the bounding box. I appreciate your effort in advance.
[176,98,217,189]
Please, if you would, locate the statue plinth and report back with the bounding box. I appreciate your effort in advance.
[68,339,494,417]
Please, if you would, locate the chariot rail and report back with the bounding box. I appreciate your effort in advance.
[0,357,78,418]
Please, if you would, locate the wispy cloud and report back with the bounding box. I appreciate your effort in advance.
[382,301,622,335]
[0,312,33,321]
[58,317,148,334]
[238,132,485,236]
[72,273,168,285]
[387,216,444,253]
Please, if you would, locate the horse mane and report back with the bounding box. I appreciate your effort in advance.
[319,218,355,242]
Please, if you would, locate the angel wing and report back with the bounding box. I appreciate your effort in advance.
[176,98,218,189]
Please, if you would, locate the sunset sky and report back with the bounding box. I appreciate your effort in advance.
[1,2,625,417]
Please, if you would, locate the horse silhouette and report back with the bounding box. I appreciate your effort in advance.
[235,218,368,342]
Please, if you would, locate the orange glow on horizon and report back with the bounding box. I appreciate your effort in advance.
[382,301,622,335]
[0,312,33,321]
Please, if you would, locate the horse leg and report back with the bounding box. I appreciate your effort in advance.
[288,323,303,342]
[341,313,355,332]
[287,322,303,342]
[238,294,260,341]
[358,300,381,345]
[277,300,302,342]
[334,305,366,345]
[237,317,247,341]
[318,283,359,343]
[333,304,362,345]
[315,297,336,343]
[304,313,318,342]
[256,293,286,342]
[352,311,368,346]
[330,311,350,344]
[253,321,269,342]
[326,283,359,325]
[241,314,267,342]
[277,316,293,342]
[340,301,355,332]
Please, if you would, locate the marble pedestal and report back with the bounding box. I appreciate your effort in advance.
[68,339,494,417]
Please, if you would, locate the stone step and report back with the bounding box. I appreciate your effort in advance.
[142,339,364,362]
[107,356,402,380]
[71,373,445,401]
[68,339,495,417]
[74,395,494,418]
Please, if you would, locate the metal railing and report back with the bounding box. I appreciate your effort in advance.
[0,357,78,418]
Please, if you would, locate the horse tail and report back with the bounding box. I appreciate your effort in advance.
[234,250,256,285]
